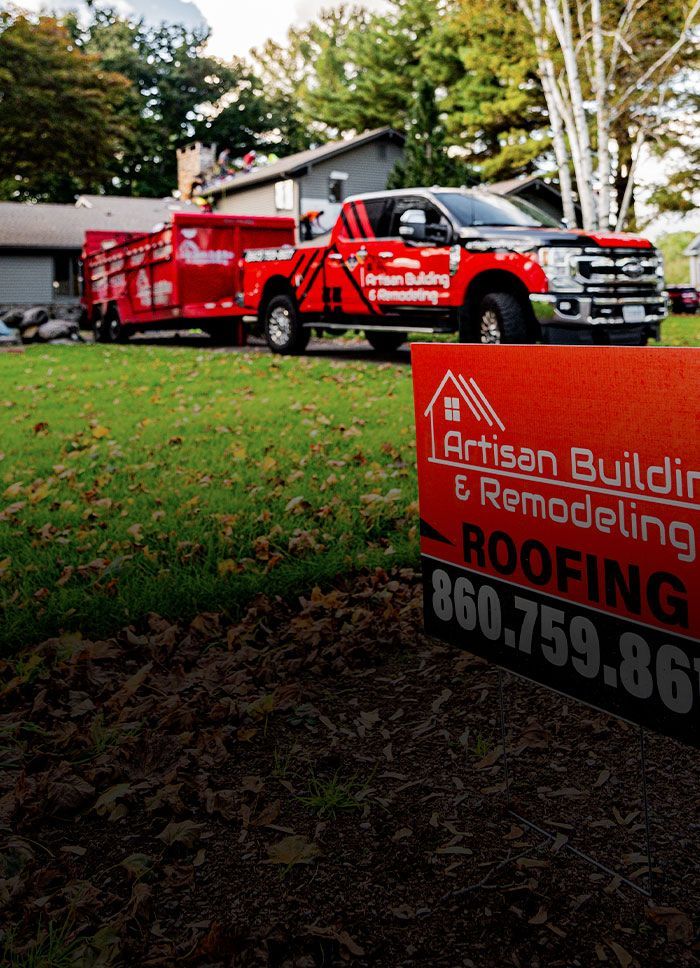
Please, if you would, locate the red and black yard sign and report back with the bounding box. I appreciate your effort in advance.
[411,344,700,747]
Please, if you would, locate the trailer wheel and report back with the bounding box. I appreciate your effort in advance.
[474,293,529,344]
[96,308,127,344]
[264,295,309,355]
[365,330,407,353]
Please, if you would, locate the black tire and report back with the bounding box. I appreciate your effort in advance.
[464,292,530,344]
[264,294,309,355]
[96,308,127,344]
[365,330,407,353]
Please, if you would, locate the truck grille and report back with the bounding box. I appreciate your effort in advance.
[573,248,662,296]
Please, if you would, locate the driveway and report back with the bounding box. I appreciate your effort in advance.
[128,331,414,364]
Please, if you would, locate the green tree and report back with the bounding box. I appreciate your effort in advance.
[0,12,131,202]
[428,0,546,180]
[68,9,239,197]
[388,80,471,187]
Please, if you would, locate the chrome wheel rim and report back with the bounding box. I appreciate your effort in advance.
[109,318,120,341]
[480,309,502,344]
[269,306,292,346]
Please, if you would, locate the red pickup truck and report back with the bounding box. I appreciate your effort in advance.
[243,188,668,351]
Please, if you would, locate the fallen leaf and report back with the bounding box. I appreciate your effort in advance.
[646,906,694,943]
[157,820,204,848]
[265,835,319,867]
[529,905,548,925]
[606,940,634,967]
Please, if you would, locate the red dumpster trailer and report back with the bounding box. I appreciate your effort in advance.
[82,212,295,344]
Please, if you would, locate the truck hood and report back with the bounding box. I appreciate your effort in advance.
[458,226,654,250]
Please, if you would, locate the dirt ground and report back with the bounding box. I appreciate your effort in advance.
[1,569,698,966]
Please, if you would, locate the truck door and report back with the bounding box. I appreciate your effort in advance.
[324,197,392,318]
[369,195,454,319]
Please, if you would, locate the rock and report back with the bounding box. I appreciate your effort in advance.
[37,319,80,342]
[1,310,23,328]
[20,307,50,330]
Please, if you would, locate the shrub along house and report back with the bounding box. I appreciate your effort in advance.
[0,195,197,312]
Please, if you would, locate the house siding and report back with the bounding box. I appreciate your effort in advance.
[297,140,403,201]
[0,253,54,304]
[215,183,280,217]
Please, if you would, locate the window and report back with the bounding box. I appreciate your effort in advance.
[444,396,461,422]
[53,253,80,297]
[328,170,349,204]
[362,198,393,237]
[275,180,294,211]
[435,191,560,228]
[388,196,450,238]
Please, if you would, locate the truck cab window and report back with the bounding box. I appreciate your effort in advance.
[389,197,450,238]
[352,197,393,238]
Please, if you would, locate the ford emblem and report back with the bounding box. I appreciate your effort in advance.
[621,261,644,279]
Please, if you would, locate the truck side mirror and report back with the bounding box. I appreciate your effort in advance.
[399,209,427,241]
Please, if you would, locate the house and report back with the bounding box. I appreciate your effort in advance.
[0,194,197,309]
[490,173,579,225]
[685,234,700,287]
[193,128,406,236]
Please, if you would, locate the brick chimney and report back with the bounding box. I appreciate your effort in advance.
[176,142,216,199]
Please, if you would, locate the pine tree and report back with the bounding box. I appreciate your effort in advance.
[388,80,471,188]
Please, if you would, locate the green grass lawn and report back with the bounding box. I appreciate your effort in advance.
[1,314,697,655]
[651,312,700,346]
[0,346,418,654]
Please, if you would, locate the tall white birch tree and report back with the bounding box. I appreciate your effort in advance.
[516,0,700,229]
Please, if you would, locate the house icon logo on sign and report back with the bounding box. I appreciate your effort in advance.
[423,370,505,461]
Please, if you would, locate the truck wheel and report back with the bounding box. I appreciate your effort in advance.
[476,293,529,344]
[365,330,407,353]
[264,295,309,355]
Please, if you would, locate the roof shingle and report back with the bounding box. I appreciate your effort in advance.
[0,195,198,250]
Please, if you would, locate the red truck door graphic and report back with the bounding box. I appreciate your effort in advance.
[325,198,385,317]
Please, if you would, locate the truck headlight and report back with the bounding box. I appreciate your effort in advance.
[537,247,584,292]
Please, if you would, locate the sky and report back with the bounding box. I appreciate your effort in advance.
[21,0,387,58]
[198,0,386,58]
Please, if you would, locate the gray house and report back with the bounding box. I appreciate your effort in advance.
[0,195,197,309]
[198,128,406,236]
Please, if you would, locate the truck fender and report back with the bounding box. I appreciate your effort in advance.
[461,269,539,342]
[259,276,297,319]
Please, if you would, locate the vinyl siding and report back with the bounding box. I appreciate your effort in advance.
[216,183,286,217]
[298,140,403,202]
[0,255,53,303]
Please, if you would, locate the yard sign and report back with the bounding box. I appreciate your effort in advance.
[411,345,699,747]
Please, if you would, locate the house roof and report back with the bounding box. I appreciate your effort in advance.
[0,195,199,251]
[489,173,567,198]
[201,127,405,199]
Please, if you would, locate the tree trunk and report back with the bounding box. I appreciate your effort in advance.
[591,0,611,227]
[544,0,598,228]
[616,127,646,230]
[518,0,577,226]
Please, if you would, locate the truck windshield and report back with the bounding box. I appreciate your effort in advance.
[435,191,561,228]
